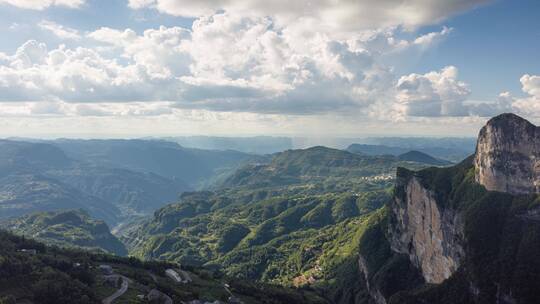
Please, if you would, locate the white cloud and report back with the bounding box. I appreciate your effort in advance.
[413,26,453,48]
[0,40,176,102]
[393,69,540,119]
[38,20,81,40]
[83,15,387,114]
[8,22,20,30]
[128,0,155,9]
[0,16,459,118]
[30,101,66,115]
[394,66,471,117]
[129,0,489,34]
[0,0,85,10]
[520,74,540,97]
[88,25,191,79]
[0,9,476,121]
[512,74,540,117]
[74,102,174,117]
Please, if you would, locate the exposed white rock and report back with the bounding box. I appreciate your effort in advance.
[474,113,540,195]
[389,177,463,284]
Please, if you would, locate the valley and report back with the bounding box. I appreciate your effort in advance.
[0,1,538,303]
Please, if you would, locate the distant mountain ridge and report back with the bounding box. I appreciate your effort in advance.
[1,209,127,255]
[51,139,257,187]
[160,135,293,154]
[0,140,72,170]
[0,139,259,226]
[48,166,188,216]
[0,170,120,224]
[346,144,408,156]
[219,146,424,189]
[397,150,452,166]
[347,140,473,162]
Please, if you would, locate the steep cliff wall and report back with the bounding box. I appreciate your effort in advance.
[357,113,540,304]
[358,255,387,304]
[474,113,540,195]
[388,173,464,284]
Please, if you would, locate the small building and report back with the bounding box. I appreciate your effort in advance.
[165,269,182,283]
[99,264,113,275]
[18,249,37,255]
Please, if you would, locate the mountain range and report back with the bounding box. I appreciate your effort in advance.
[0,113,538,303]
[0,139,259,226]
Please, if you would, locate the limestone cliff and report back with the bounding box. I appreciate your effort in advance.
[357,113,540,304]
[474,113,540,195]
[388,171,464,284]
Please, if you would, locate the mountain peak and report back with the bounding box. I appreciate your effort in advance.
[474,113,539,195]
[484,113,536,132]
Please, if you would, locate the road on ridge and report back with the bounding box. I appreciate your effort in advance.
[102,275,129,304]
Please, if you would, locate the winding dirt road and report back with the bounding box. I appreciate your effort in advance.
[102,275,129,304]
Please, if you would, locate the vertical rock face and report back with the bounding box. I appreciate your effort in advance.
[362,113,540,303]
[358,255,387,304]
[474,113,540,195]
[389,175,464,284]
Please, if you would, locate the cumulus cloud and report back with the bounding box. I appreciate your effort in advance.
[392,66,522,119]
[0,40,178,102]
[88,25,191,78]
[512,74,540,117]
[0,0,85,10]
[0,6,493,121]
[0,12,455,118]
[38,20,81,40]
[413,26,453,48]
[128,0,489,34]
[394,66,471,117]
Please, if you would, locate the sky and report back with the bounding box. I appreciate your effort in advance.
[0,0,538,138]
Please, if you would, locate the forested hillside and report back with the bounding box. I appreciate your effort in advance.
[1,210,127,255]
[125,146,435,297]
[0,229,327,304]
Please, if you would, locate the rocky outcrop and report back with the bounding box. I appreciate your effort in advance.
[388,173,464,284]
[474,113,540,195]
[360,113,540,304]
[358,255,387,304]
[385,113,538,288]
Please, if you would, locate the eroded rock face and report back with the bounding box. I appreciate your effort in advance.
[358,255,387,304]
[474,113,540,195]
[389,176,464,284]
